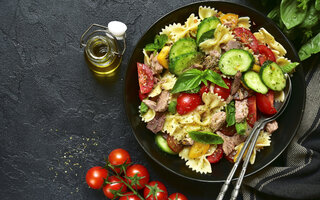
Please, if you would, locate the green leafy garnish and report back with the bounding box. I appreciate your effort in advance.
[281,62,300,73]
[298,32,320,61]
[188,131,224,144]
[184,85,201,94]
[168,101,177,114]
[280,0,308,29]
[171,69,228,93]
[144,34,168,52]
[235,121,247,135]
[139,102,148,114]
[226,101,236,127]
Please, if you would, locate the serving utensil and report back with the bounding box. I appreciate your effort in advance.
[217,74,292,200]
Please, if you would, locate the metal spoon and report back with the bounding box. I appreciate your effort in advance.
[217,74,292,200]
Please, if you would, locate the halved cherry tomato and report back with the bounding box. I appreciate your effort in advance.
[213,78,232,101]
[176,93,202,115]
[247,95,257,127]
[103,176,127,199]
[137,62,154,94]
[143,181,168,200]
[168,193,188,200]
[139,90,148,101]
[220,13,238,29]
[219,125,236,136]
[199,83,210,97]
[233,27,259,54]
[258,45,276,66]
[206,144,223,163]
[256,90,277,115]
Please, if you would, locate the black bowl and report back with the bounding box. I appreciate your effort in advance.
[124,1,305,182]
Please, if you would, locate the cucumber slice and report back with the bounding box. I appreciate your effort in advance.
[260,61,286,91]
[196,17,221,44]
[242,71,268,94]
[198,29,215,44]
[188,131,224,144]
[169,38,197,60]
[155,134,177,155]
[219,49,254,76]
[169,52,203,76]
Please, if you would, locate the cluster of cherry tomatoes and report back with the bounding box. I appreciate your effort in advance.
[85,148,188,200]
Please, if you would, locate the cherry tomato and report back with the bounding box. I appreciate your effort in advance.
[247,95,257,127]
[103,176,127,199]
[108,148,131,174]
[85,166,108,189]
[220,13,238,29]
[258,45,276,65]
[168,193,188,200]
[233,27,259,54]
[206,144,223,163]
[139,90,148,101]
[137,62,154,94]
[256,90,277,115]
[213,78,232,101]
[119,192,140,200]
[126,164,150,190]
[176,93,202,115]
[167,135,183,153]
[199,83,210,97]
[219,125,236,136]
[143,181,168,200]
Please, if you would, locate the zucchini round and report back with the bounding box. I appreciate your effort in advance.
[260,61,286,91]
[196,16,220,44]
[169,52,203,76]
[242,71,268,94]
[169,38,197,60]
[219,49,254,76]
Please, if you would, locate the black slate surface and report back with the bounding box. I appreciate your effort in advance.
[0,0,282,199]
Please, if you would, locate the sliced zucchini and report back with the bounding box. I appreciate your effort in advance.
[219,49,254,76]
[196,16,221,44]
[242,71,268,94]
[155,134,177,155]
[169,38,197,60]
[198,29,215,44]
[169,52,203,76]
[260,61,286,91]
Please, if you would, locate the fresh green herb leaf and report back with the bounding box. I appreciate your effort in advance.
[204,69,229,89]
[226,101,236,127]
[280,0,308,29]
[299,4,319,29]
[235,121,247,135]
[267,6,280,21]
[171,69,202,93]
[297,0,310,10]
[144,34,168,52]
[298,32,320,60]
[184,85,201,94]
[140,102,148,114]
[281,62,300,73]
[316,0,320,11]
[168,101,177,114]
[188,131,224,144]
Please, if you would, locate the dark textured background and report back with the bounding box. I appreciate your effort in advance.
[0,0,301,199]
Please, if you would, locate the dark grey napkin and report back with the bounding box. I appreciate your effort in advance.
[242,57,320,200]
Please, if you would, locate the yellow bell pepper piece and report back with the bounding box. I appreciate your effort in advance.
[188,142,210,159]
[157,46,170,69]
[252,64,261,73]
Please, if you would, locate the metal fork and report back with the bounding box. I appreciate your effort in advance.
[217,74,292,200]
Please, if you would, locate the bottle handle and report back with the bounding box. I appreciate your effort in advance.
[80,24,126,56]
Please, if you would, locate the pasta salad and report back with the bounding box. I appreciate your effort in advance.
[137,6,298,174]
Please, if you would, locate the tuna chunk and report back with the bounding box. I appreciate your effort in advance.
[210,111,227,132]
[150,53,163,75]
[155,90,170,112]
[234,86,254,100]
[265,120,278,134]
[146,112,166,133]
[202,50,221,69]
[222,40,242,52]
[217,131,246,155]
[231,71,242,96]
[182,135,195,146]
[143,99,157,110]
[235,99,249,123]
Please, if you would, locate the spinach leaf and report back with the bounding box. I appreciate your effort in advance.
[280,0,308,29]
[204,69,228,89]
[144,34,168,52]
[171,69,202,93]
[168,101,177,114]
[226,101,236,127]
[300,4,319,29]
[140,102,148,114]
[316,0,320,11]
[298,32,320,60]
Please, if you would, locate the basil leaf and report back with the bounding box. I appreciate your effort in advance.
[168,101,177,114]
[280,0,308,29]
[154,34,168,50]
[297,0,310,10]
[267,6,280,21]
[171,69,203,93]
[316,0,320,11]
[204,69,228,89]
[298,32,320,60]
[140,102,148,114]
[188,131,224,144]
[235,121,247,135]
[184,85,201,94]
[226,101,236,127]
[144,43,158,52]
[299,4,319,29]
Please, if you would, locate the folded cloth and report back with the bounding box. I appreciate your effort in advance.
[241,57,320,200]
